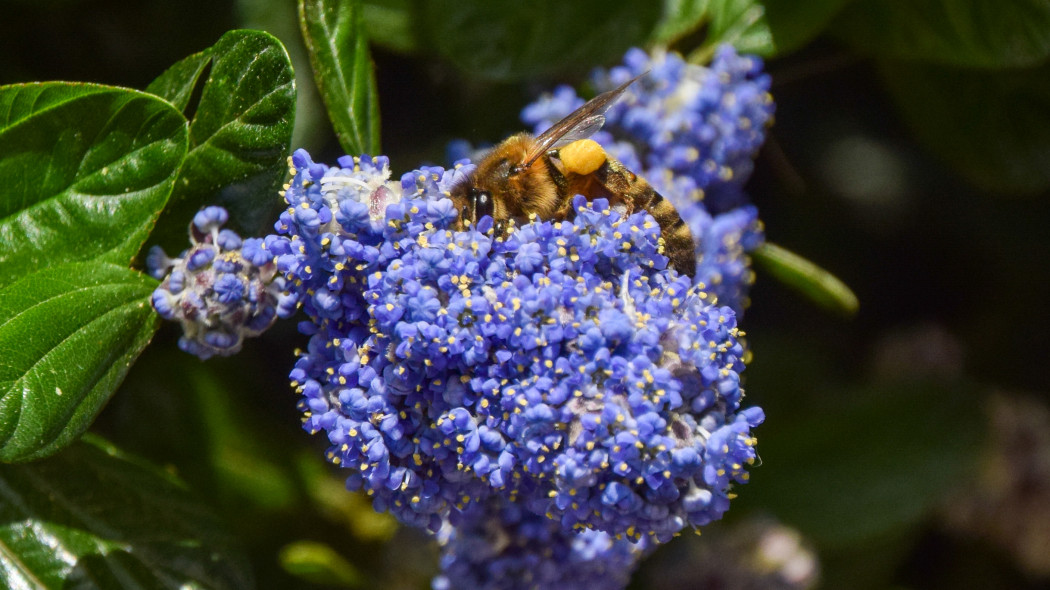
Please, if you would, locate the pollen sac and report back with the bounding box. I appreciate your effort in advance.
[559,139,607,175]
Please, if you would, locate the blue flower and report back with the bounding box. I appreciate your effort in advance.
[432,497,646,590]
[270,149,763,545]
[147,206,291,360]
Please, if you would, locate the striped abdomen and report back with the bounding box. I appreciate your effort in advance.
[554,155,697,277]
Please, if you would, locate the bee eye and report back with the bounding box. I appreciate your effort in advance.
[471,188,494,221]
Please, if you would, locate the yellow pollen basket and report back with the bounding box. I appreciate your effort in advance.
[560,139,608,175]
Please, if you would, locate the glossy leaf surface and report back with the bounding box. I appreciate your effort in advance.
[299,0,381,156]
[0,263,158,462]
[147,29,295,250]
[0,82,186,289]
[0,436,251,588]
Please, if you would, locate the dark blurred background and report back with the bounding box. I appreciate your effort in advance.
[4,0,1048,588]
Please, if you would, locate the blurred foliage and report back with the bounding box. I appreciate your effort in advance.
[754,242,859,317]
[879,60,1050,195]
[279,541,366,588]
[0,435,253,588]
[1,0,1049,588]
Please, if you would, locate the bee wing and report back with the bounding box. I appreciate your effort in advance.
[546,114,606,149]
[523,74,642,169]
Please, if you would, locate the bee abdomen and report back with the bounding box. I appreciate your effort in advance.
[660,215,697,278]
[630,183,696,277]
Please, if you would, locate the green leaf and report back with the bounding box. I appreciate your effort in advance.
[296,452,398,541]
[689,0,774,63]
[763,0,853,55]
[147,29,296,252]
[743,380,985,546]
[0,263,158,462]
[280,541,365,588]
[0,436,251,589]
[832,0,1050,68]
[189,358,299,510]
[362,0,419,55]
[299,0,381,155]
[424,0,663,81]
[145,51,212,112]
[880,59,1050,195]
[754,241,859,316]
[0,82,187,290]
[654,0,710,45]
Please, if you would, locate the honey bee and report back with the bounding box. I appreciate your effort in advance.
[449,75,696,277]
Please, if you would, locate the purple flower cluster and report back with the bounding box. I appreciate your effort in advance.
[433,497,646,590]
[268,147,763,553]
[149,44,773,590]
[521,45,772,313]
[148,207,293,359]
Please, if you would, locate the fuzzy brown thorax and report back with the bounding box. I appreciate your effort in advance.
[449,134,560,229]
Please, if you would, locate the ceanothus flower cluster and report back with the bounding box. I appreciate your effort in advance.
[147,44,772,590]
[433,497,646,590]
[148,207,294,359]
[521,45,772,313]
[266,147,763,551]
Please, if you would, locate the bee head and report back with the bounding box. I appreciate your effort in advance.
[449,150,517,230]
[448,180,492,228]
[469,186,494,223]
[447,134,557,232]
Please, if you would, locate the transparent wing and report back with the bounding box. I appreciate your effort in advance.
[522,73,643,169]
[546,114,606,149]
